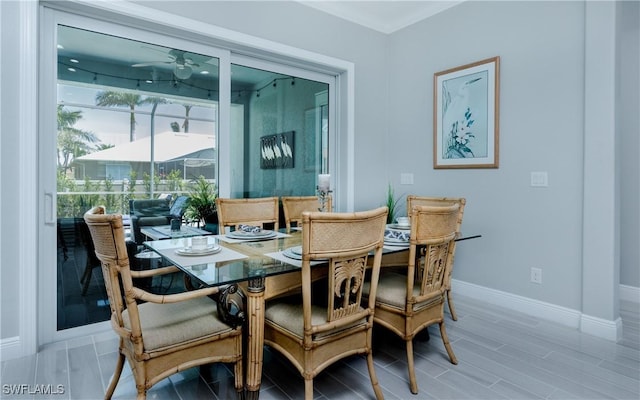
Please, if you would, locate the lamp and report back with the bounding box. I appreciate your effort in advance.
[174,64,193,80]
[317,174,332,212]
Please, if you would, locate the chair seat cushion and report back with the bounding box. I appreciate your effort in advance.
[123,296,235,352]
[265,301,365,340]
[364,272,441,310]
[131,199,171,217]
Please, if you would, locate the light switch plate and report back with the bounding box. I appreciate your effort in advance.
[400,173,414,185]
[530,171,548,187]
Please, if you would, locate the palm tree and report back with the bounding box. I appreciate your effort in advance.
[57,105,99,174]
[95,91,145,142]
[96,143,115,151]
[182,104,193,133]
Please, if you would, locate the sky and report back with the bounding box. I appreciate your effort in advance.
[58,84,216,148]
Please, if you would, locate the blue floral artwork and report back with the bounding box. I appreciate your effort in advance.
[441,72,487,159]
[446,106,476,158]
[434,56,499,169]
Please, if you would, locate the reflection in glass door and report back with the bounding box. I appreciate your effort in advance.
[228,63,329,199]
[55,25,218,330]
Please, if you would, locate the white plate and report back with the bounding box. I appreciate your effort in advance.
[226,230,276,239]
[175,245,222,256]
[282,246,328,261]
[282,247,302,260]
[384,238,409,244]
[384,238,409,245]
[289,245,302,255]
[388,223,410,230]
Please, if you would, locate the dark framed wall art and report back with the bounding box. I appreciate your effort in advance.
[260,131,294,169]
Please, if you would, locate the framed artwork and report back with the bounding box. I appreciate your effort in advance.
[260,131,294,169]
[433,56,500,169]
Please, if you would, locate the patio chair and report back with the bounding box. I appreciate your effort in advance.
[129,196,189,245]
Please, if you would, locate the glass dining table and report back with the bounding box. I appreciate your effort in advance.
[144,229,323,396]
[144,228,480,397]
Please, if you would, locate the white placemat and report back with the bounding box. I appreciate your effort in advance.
[215,231,290,244]
[265,251,326,268]
[155,246,248,267]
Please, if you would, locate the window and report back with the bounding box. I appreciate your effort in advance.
[105,163,131,180]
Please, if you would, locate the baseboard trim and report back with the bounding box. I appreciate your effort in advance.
[580,314,623,341]
[0,336,22,362]
[453,279,624,341]
[453,279,582,328]
[620,284,640,303]
[4,281,633,362]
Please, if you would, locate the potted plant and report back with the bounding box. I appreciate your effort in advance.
[385,183,404,224]
[184,176,217,230]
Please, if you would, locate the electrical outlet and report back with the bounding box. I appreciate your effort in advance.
[530,267,542,284]
[530,171,548,187]
[400,173,414,185]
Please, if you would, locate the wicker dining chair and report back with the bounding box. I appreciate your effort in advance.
[406,195,466,320]
[263,207,388,400]
[215,197,279,234]
[281,195,333,233]
[364,204,460,394]
[83,206,243,400]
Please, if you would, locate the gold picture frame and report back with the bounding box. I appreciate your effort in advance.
[433,56,500,169]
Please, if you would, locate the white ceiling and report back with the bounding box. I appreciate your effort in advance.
[298,1,464,34]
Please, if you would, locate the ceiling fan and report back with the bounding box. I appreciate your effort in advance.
[132,49,199,79]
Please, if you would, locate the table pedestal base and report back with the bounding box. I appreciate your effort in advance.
[245,274,266,393]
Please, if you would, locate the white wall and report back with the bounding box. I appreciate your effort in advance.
[1,0,39,358]
[1,0,22,340]
[138,0,393,210]
[1,0,635,359]
[390,1,591,309]
[387,0,636,332]
[617,0,640,291]
[123,1,638,322]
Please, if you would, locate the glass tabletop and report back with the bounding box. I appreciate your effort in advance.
[143,232,306,287]
[143,230,478,289]
[140,225,212,240]
[144,231,481,286]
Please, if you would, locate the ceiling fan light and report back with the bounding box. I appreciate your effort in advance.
[174,64,192,80]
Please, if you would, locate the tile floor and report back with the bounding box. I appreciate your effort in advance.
[2,295,638,399]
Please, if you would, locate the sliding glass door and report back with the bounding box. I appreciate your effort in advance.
[53,24,220,331]
[39,7,335,342]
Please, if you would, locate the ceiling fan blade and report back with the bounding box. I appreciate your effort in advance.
[132,61,172,67]
[142,45,176,59]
